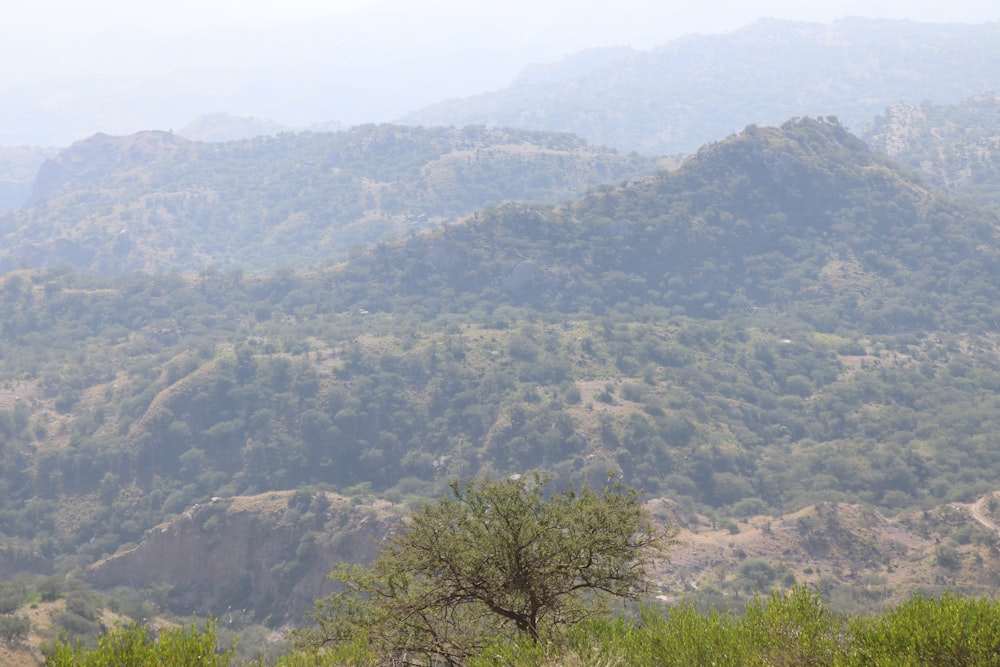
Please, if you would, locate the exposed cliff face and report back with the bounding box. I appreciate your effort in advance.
[87,491,398,624]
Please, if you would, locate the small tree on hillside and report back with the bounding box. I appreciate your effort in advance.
[0,615,29,645]
[297,473,676,666]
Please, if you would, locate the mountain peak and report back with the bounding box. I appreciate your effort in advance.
[665,116,898,211]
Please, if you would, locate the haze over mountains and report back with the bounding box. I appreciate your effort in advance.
[2,16,998,150]
[4,17,1000,275]
[403,18,1000,155]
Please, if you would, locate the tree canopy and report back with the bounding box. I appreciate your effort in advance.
[298,474,675,665]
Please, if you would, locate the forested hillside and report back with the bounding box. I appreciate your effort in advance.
[5,118,1000,625]
[0,125,654,275]
[401,18,1000,155]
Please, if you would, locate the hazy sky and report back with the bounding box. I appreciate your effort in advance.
[4,0,996,87]
[0,0,997,144]
[6,0,998,55]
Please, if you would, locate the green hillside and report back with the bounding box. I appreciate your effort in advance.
[0,125,654,275]
[3,118,1000,622]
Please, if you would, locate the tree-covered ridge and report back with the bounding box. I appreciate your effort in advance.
[334,118,1000,330]
[0,124,655,275]
[865,93,1000,210]
[400,18,1000,155]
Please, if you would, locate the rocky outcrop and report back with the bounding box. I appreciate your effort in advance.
[87,491,398,624]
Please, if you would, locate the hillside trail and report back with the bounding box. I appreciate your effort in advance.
[965,495,1000,533]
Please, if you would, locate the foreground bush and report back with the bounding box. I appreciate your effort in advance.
[45,619,235,667]
[847,593,1000,666]
[46,588,1000,666]
[469,588,1000,667]
[471,587,844,667]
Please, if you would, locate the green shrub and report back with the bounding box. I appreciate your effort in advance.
[847,593,1000,666]
[45,619,235,666]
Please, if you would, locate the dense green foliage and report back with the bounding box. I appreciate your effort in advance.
[42,589,1000,666]
[402,18,1000,155]
[469,589,1000,667]
[252,588,1000,667]
[0,613,30,645]
[298,476,673,664]
[39,588,990,666]
[0,125,654,274]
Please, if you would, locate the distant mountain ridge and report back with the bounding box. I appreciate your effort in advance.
[0,125,655,275]
[400,18,1000,156]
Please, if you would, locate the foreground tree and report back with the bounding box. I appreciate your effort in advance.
[298,474,676,666]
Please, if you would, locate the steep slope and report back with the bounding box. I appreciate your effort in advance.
[400,18,1000,155]
[0,125,655,275]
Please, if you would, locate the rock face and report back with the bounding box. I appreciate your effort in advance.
[87,491,398,624]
